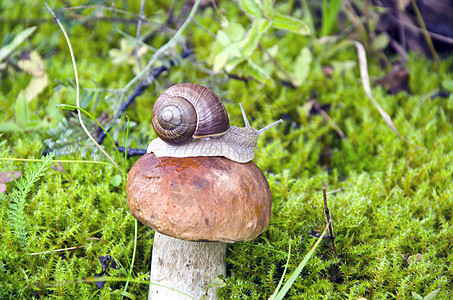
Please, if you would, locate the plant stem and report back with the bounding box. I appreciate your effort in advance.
[123,219,138,293]
[56,104,120,154]
[134,0,146,71]
[121,0,201,92]
[124,115,130,163]
[45,2,121,172]
[410,0,441,71]
[323,186,337,258]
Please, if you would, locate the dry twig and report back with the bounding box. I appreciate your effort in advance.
[323,186,338,258]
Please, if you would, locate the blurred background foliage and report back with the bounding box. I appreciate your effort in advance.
[1,0,452,299]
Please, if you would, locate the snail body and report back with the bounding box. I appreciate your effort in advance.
[148,83,282,163]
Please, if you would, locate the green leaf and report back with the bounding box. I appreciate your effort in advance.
[225,57,246,73]
[46,91,62,122]
[290,47,312,87]
[109,174,122,187]
[209,23,247,72]
[14,91,46,130]
[301,0,315,36]
[15,91,29,127]
[0,122,20,132]
[208,34,228,65]
[223,23,246,42]
[264,0,273,18]
[372,33,390,51]
[119,290,136,300]
[211,277,226,288]
[247,59,274,86]
[411,292,424,300]
[442,79,453,92]
[0,26,37,62]
[213,43,242,73]
[320,0,342,36]
[270,226,328,300]
[243,18,270,57]
[269,239,291,299]
[271,13,310,35]
[448,94,453,110]
[424,288,441,300]
[240,0,263,18]
[213,48,231,73]
[216,30,231,46]
[80,91,95,109]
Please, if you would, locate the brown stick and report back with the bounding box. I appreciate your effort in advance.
[323,186,338,258]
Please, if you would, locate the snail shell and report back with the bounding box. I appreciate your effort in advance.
[148,83,282,163]
[152,83,229,145]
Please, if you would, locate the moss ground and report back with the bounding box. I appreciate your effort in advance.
[1,1,452,299]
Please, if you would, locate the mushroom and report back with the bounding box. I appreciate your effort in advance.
[126,153,272,299]
[126,83,279,299]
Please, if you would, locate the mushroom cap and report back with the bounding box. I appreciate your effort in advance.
[126,153,272,243]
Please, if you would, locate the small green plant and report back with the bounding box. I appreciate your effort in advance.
[208,0,310,86]
[269,225,328,300]
[1,0,453,299]
[201,276,226,299]
[8,153,53,249]
[412,288,441,300]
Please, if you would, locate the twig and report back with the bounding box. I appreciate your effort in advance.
[116,146,146,157]
[29,246,84,256]
[323,186,338,258]
[134,0,146,72]
[392,0,406,55]
[120,0,201,92]
[410,0,442,70]
[0,157,111,165]
[45,3,121,172]
[95,49,194,145]
[387,12,453,45]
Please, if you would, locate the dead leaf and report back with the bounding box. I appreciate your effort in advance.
[407,253,423,264]
[0,171,22,183]
[354,41,414,146]
[18,51,49,102]
[322,65,334,78]
[51,162,66,173]
[24,74,49,102]
[374,64,410,94]
[0,171,22,193]
[18,51,45,77]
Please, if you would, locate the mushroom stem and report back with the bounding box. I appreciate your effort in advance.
[149,232,226,300]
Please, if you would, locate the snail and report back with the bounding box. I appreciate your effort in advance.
[147,83,282,163]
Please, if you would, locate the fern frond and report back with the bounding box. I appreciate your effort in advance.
[8,153,54,249]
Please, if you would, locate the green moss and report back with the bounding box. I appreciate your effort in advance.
[1,0,453,299]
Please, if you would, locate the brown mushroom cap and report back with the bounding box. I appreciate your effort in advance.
[126,153,272,243]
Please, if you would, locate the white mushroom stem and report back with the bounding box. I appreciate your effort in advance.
[149,232,226,300]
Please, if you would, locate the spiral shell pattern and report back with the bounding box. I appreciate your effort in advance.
[152,83,230,145]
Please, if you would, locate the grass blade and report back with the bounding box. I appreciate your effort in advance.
[269,239,292,299]
[353,41,417,148]
[271,225,329,300]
